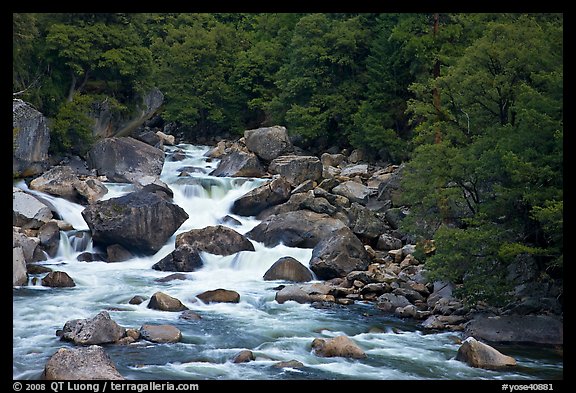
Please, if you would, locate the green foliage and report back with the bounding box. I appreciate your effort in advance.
[425,224,513,305]
[401,14,563,304]
[49,94,95,157]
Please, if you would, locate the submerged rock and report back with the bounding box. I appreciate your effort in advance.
[140,324,182,343]
[232,350,255,363]
[42,271,76,288]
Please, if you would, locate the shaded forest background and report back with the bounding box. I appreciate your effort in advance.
[13,13,563,305]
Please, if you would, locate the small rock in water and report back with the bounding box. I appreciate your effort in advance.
[155,273,189,283]
[179,310,202,321]
[129,295,146,305]
[232,350,255,363]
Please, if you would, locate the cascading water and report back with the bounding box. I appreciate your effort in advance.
[13,145,563,380]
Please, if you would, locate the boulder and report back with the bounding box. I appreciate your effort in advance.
[275,283,334,304]
[263,257,314,282]
[244,126,293,161]
[106,244,134,262]
[231,177,292,217]
[13,99,50,177]
[384,208,408,230]
[42,271,76,288]
[43,345,124,380]
[464,314,563,346]
[309,227,371,280]
[139,324,182,343]
[376,293,411,312]
[300,195,338,216]
[320,153,346,168]
[179,310,203,321]
[376,164,405,206]
[455,337,517,369]
[232,350,255,363]
[209,150,265,178]
[13,190,53,229]
[340,164,369,178]
[311,336,366,359]
[82,190,189,255]
[136,129,162,147]
[346,202,389,240]
[60,311,125,345]
[155,273,188,283]
[268,155,323,186]
[129,296,146,305]
[197,288,240,304]
[156,131,175,145]
[73,178,108,204]
[176,225,254,256]
[29,165,81,201]
[87,137,164,183]
[376,233,403,251]
[247,210,347,248]
[13,227,45,263]
[332,181,373,205]
[152,245,204,272]
[147,291,188,312]
[13,247,27,286]
[38,221,60,257]
[273,360,304,369]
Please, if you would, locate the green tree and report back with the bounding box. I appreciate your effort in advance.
[401,14,563,304]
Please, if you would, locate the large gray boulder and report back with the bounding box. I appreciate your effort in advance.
[244,126,294,161]
[13,99,50,177]
[268,155,323,186]
[332,181,373,205]
[13,247,27,286]
[464,314,563,345]
[176,225,255,256]
[82,190,189,254]
[87,137,164,183]
[263,257,314,282]
[247,210,347,248]
[152,245,203,272]
[209,150,266,178]
[29,165,83,201]
[13,189,53,229]
[311,336,366,359]
[309,227,371,280]
[231,176,292,217]
[43,345,124,380]
[60,311,125,345]
[455,337,517,369]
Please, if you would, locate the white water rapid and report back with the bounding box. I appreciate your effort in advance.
[13,144,563,380]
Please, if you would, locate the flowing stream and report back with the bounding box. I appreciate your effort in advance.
[13,144,563,380]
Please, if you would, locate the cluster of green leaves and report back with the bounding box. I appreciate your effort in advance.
[400,14,563,304]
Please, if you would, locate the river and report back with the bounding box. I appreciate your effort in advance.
[13,144,563,380]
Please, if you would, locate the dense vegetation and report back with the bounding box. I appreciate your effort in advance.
[13,13,562,306]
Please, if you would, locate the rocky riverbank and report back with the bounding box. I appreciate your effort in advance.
[13,99,562,378]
